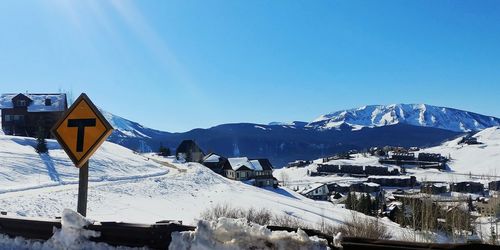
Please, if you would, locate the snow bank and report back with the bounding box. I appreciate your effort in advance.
[0,209,143,250]
[169,218,330,250]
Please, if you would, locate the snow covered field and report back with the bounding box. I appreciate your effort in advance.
[0,134,410,242]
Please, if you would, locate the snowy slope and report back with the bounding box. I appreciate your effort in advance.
[0,135,167,193]
[308,104,500,132]
[275,127,500,186]
[0,134,407,239]
[419,126,500,175]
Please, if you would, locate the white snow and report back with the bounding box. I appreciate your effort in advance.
[0,93,66,112]
[169,218,330,250]
[227,157,263,171]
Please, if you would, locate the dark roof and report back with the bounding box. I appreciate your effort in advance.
[176,140,204,154]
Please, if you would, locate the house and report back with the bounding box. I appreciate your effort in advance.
[349,182,381,193]
[0,93,67,138]
[488,180,500,191]
[327,182,350,194]
[175,140,205,162]
[298,183,329,200]
[390,152,415,161]
[367,176,417,187]
[450,181,484,193]
[417,153,447,163]
[201,153,227,174]
[286,160,312,168]
[223,157,275,187]
[420,182,448,194]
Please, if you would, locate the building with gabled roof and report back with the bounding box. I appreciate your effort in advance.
[201,152,227,174]
[0,93,67,138]
[175,140,205,163]
[222,157,275,187]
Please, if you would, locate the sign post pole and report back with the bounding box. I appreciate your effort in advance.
[51,93,114,217]
[77,161,89,216]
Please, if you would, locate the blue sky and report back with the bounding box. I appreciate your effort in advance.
[1,1,499,132]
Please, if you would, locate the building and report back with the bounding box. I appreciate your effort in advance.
[349,182,381,193]
[0,93,67,138]
[390,152,415,161]
[367,176,417,187]
[175,140,205,162]
[222,157,276,187]
[298,183,329,200]
[489,180,500,191]
[450,181,484,193]
[201,153,227,174]
[420,182,448,194]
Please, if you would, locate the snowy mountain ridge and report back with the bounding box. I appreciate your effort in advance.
[308,104,500,132]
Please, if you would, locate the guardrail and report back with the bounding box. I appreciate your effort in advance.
[0,214,498,249]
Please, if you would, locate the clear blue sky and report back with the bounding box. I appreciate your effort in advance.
[1,1,499,132]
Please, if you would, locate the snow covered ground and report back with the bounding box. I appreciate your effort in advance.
[275,127,500,187]
[0,134,409,241]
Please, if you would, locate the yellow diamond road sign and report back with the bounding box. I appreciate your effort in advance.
[52,93,114,168]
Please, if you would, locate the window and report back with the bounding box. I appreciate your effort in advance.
[16,100,27,107]
[45,98,52,106]
[241,172,246,178]
[236,172,240,178]
[4,115,11,122]
[14,115,24,121]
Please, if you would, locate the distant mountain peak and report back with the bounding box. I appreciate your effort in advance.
[308,104,500,132]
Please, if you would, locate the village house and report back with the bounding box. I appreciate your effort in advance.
[0,93,67,138]
[222,157,276,187]
[420,182,448,194]
[488,180,500,192]
[175,140,205,163]
[349,182,381,193]
[450,181,484,193]
[327,182,351,194]
[390,152,415,161]
[297,183,329,200]
[201,153,227,174]
[367,176,417,187]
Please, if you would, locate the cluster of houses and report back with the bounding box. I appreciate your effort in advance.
[174,140,278,188]
[379,152,448,170]
[312,164,400,177]
[0,93,68,138]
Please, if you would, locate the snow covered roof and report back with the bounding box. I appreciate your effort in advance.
[227,157,272,171]
[299,183,327,195]
[203,153,222,163]
[0,93,67,112]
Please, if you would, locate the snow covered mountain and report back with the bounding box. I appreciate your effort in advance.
[308,104,500,132]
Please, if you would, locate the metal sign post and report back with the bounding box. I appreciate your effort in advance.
[51,93,113,216]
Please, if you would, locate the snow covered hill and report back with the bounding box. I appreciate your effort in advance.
[0,134,407,239]
[308,104,500,132]
[275,126,500,186]
[419,126,500,175]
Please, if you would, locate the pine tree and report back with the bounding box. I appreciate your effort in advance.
[346,192,353,210]
[35,125,48,154]
[158,143,171,156]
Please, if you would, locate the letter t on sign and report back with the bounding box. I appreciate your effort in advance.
[68,119,96,152]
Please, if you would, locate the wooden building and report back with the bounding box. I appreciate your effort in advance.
[175,140,205,162]
[0,93,67,138]
[223,157,275,187]
[298,183,329,200]
[201,153,227,174]
[450,181,484,193]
